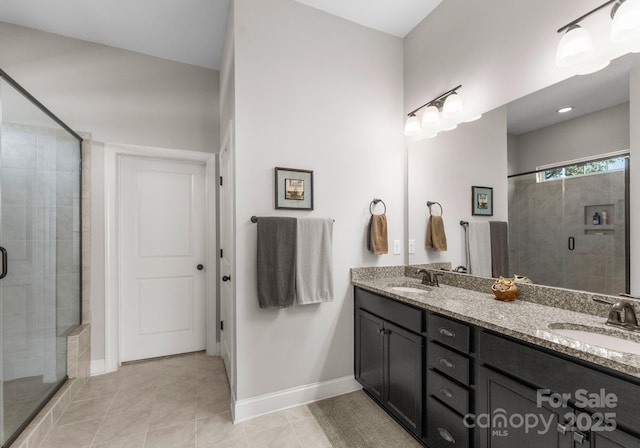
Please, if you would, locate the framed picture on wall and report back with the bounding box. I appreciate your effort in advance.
[471,186,493,216]
[275,167,314,210]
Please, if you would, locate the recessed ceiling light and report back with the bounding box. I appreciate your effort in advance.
[557,106,574,114]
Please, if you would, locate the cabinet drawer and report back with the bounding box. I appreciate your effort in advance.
[428,342,470,386]
[428,369,469,415]
[426,396,470,448]
[428,313,470,354]
[355,287,424,334]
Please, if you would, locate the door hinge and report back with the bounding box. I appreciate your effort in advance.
[220,176,223,186]
[220,249,223,258]
[220,320,224,331]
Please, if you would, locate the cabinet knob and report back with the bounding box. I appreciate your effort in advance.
[437,427,456,443]
[222,275,231,282]
[197,264,204,271]
[439,328,455,338]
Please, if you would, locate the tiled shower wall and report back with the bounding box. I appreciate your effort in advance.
[0,122,81,383]
[509,170,626,295]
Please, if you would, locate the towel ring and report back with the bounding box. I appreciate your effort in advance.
[427,201,443,216]
[369,199,386,215]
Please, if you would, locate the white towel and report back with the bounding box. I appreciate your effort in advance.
[468,222,492,278]
[295,218,334,304]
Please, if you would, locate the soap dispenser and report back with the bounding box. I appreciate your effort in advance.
[593,212,601,225]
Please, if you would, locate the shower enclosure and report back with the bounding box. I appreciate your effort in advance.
[508,153,629,296]
[0,70,82,446]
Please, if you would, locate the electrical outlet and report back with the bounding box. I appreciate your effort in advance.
[393,240,401,255]
[408,239,415,254]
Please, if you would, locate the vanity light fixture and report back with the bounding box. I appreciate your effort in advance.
[557,106,575,113]
[556,0,640,73]
[404,85,463,136]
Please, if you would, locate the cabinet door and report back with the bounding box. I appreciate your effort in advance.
[355,308,384,401]
[385,320,424,436]
[477,367,572,448]
[591,428,640,448]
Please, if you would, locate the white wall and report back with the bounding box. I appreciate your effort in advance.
[408,107,508,266]
[404,0,632,121]
[232,0,404,411]
[0,22,219,152]
[509,103,630,175]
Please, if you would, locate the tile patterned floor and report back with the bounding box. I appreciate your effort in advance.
[39,352,331,448]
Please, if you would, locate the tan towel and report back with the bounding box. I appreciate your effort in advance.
[426,215,447,251]
[368,214,388,254]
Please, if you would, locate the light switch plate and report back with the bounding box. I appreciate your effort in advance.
[408,239,415,254]
[393,239,401,254]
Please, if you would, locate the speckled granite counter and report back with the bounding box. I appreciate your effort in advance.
[352,273,640,379]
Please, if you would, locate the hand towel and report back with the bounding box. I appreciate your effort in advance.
[256,217,297,308]
[296,218,334,304]
[426,215,448,251]
[468,222,492,277]
[368,214,388,255]
[489,221,510,278]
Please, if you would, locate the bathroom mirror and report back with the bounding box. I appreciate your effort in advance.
[407,52,640,295]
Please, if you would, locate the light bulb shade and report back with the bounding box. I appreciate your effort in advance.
[442,93,463,120]
[404,115,421,136]
[556,25,594,68]
[421,105,441,128]
[611,0,640,43]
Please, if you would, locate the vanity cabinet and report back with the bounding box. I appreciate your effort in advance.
[355,287,424,437]
[425,313,473,448]
[477,330,640,448]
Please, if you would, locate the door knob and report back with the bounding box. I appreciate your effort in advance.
[197,264,204,271]
[222,275,231,282]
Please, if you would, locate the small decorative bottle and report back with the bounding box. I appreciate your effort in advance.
[602,210,608,225]
[593,212,601,225]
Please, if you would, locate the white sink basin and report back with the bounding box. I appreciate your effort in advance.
[550,328,640,356]
[390,286,429,293]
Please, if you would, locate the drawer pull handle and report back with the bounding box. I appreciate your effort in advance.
[439,357,455,369]
[440,387,454,399]
[557,423,569,435]
[439,328,455,338]
[437,427,456,443]
[573,431,587,445]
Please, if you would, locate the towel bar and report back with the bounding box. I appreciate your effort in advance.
[251,216,335,223]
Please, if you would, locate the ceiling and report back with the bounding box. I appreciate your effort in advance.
[507,52,640,135]
[0,0,441,71]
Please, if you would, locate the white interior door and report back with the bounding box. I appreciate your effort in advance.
[220,135,235,387]
[120,156,206,362]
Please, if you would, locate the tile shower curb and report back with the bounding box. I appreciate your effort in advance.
[11,324,91,448]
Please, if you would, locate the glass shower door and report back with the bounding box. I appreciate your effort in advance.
[508,153,629,296]
[0,75,81,446]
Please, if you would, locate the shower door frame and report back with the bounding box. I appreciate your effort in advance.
[0,68,83,448]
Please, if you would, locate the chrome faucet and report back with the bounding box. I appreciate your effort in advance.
[594,297,640,331]
[415,268,442,287]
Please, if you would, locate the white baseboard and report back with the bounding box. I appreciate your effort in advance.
[90,359,106,376]
[233,375,361,423]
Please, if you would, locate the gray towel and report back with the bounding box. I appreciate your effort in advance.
[468,222,492,277]
[257,217,297,308]
[489,221,509,278]
[296,218,334,304]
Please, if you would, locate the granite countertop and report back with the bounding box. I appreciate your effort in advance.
[352,275,640,379]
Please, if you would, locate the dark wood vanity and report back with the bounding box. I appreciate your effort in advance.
[354,286,640,447]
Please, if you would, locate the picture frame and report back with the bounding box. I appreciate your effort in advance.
[275,167,314,210]
[471,186,493,216]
